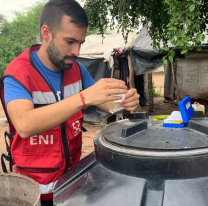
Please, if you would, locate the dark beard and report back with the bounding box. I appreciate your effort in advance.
[47,39,77,71]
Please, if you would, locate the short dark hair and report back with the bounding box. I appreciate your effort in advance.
[40,0,88,37]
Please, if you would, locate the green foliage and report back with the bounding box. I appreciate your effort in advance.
[169,56,173,63]
[98,122,107,129]
[84,0,208,53]
[152,81,163,97]
[170,51,175,58]
[0,2,45,76]
[162,47,176,65]
[0,14,6,26]
[189,4,195,12]
[162,57,168,66]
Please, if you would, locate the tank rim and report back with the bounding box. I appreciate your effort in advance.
[99,135,208,157]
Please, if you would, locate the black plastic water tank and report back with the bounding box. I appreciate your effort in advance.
[54,114,208,206]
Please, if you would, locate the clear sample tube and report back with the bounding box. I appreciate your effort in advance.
[109,94,125,114]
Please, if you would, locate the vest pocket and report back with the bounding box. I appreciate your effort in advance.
[16,166,59,173]
[66,111,83,141]
[66,116,83,152]
[65,112,83,169]
[13,154,63,185]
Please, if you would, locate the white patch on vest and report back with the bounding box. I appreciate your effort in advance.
[39,180,58,194]
[32,80,82,104]
[33,91,56,104]
[72,120,82,136]
[64,80,82,98]
[30,135,54,145]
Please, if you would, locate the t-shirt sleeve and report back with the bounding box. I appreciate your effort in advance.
[77,61,96,89]
[4,77,33,105]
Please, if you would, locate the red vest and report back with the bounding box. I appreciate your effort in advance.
[0,45,83,201]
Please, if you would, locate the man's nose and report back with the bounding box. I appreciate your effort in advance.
[71,44,80,57]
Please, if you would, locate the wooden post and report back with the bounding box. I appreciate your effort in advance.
[171,61,180,101]
[128,55,135,89]
[114,70,120,79]
[148,73,153,112]
[127,55,142,112]
[144,73,149,104]
[112,58,121,121]
[111,64,114,78]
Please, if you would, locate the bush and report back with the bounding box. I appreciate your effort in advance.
[152,81,163,97]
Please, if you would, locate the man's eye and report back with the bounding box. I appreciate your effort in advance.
[67,41,73,45]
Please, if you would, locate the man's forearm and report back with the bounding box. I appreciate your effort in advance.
[96,102,111,113]
[9,93,84,138]
[18,100,110,138]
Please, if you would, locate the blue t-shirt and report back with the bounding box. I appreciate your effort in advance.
[4,50,95,104]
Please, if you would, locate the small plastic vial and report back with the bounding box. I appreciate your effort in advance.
[109,94,125,114]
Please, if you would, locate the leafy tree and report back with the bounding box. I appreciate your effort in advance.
[0,2,45,76]
[84,0,208,61]
[0,14,6,26]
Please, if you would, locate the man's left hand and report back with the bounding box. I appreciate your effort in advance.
[120,89,140,111]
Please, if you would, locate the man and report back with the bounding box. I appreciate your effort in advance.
[0,0,139,204]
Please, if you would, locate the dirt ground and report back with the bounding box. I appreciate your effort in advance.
[0,73,208,165]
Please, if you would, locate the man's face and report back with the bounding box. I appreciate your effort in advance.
[47,15,87,70]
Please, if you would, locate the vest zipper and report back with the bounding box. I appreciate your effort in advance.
[61,72,70,173]
[61,122,70,173]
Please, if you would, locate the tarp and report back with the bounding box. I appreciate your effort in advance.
[130,48,165,75]
[77,57,111,81]
[132,27,173,50]
[131,27,171,75]
[79,33,137,70]
[80,33,137,59]
[79,30,166,75]
[131,27,208,75]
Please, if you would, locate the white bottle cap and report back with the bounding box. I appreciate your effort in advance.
[112,94,125,103]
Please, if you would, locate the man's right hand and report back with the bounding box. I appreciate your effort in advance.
[82,78,127,106]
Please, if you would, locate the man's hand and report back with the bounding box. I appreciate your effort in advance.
[120,89,140,112]
[82,78,127,106]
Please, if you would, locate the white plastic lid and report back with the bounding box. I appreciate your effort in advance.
[112,94,125,103]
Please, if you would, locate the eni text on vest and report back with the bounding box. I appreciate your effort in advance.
[30,135,54,145]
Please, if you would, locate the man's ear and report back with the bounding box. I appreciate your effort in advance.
[40,25,52,43]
